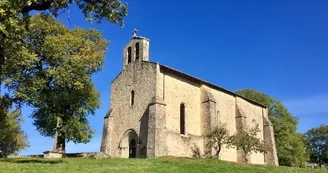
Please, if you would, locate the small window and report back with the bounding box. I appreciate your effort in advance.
[127,47,132,63]
[180,103,185,134]
[135,42,140,59]
[131,90,135,106]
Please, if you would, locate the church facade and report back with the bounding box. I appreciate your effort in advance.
[100,32,278,165]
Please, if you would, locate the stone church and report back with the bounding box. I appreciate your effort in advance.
[100,31,278,165]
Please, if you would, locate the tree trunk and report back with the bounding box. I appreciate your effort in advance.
[245,153,250,163]
[215,146,222,159]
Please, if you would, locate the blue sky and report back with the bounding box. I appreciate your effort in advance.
[19,0,328,155]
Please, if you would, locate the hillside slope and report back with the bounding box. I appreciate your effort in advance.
[0,157,325,173]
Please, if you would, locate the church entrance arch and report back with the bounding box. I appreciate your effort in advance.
[118,129,139,158]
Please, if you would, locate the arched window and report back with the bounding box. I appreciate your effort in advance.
[127,47,132,63]
[131,90,135,106]
[180,103,185,134]
[135,42,140,60]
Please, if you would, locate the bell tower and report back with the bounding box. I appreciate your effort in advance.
[123,29,150,69]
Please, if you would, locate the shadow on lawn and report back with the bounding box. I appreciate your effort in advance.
[0,159,65,164]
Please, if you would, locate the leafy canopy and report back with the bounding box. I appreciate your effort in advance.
[3,14,108,149]
[0,0,127,93]
[304,125,328,165]
[0,0,127,33]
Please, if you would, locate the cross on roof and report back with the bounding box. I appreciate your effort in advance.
[133,28,137,37]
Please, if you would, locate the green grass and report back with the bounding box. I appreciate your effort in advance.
[0,157,326,173]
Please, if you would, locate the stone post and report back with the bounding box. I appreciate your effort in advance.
[235,99,247,163]
[262,108,279,165]
[201,97,217,157]
[53,117,60,151]
[100,109,113,155]
[147,97,167,158]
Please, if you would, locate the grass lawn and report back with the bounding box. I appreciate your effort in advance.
[0,157,326,173]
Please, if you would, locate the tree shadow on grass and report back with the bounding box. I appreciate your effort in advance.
[0,159,65,164]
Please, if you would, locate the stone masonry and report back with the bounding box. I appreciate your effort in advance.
[100,31,278,165]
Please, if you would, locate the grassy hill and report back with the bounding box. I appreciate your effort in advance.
[0,157,326,173]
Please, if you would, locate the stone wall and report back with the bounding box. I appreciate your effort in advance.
[236,97,265,164]
[156,69,272,164]
[204,86,238,162]
[160,69,203,157]
[100,61,157,158]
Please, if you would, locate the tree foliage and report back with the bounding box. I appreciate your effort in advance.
[3,14,108,152]
[0,0,127,37]
[229,124,267,163]
[304,125,328,165]
[0,0,127,94]
[0,0,127,28]
[0,96,28,158]
[236,89,308,166]
[205,125,230,158]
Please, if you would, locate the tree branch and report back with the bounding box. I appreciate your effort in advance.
[21,0,54,14]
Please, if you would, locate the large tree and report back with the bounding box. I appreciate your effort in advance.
[0,0,126,152]
[236,89,308,167]
[304,125,328,166]
[3,14,108,152]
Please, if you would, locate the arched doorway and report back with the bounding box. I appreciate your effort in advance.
[118,129,139,158]
[129,139,137,158]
